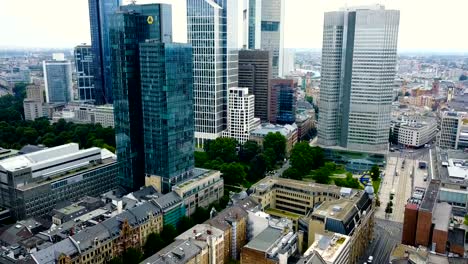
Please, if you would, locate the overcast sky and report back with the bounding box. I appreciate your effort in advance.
[1,0,467,52]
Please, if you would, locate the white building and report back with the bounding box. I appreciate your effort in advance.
[43,53,73,103]
[223,87,260,144]
[438,111,468,150]
[282,49,295,76]
[396,120,437,147]
[94,105,115,128]
[305,233,351,264]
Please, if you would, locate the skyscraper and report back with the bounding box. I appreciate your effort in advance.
[187,0,242,148]
[140,41,195,193]
[110,3,172,191]
[269,79,296,125]
[43,54,73,103]
[222,87,260,144]
[74,45,95,102]
[88,0,122,104]
[318,5,400,153]
[238,49,272,122]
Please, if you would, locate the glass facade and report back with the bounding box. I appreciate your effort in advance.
[270,79,296,125]
[110,4,172,192]
[88,0,122,104]
[74,45,95,102]
[260,0,284,77]
[140,42,194,193]
[43,60,73,103]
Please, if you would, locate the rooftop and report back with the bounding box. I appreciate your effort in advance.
[141,239,204,264]
[432,202,452,231]
[250,123,298,137]
[306,233,350,263]
[244,226,283,252]
[420,181,440,211]
[176,224,224,241]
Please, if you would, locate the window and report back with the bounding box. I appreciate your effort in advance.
[261,21,279,32]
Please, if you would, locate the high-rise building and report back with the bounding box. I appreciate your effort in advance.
[238,49,272,121]
[88,0,122,104]
[74,45,95,102]
[269,79,297,125]
[437,111,468,150]
[43,54,73,103]
[282,49,295,76]
[140,41,194,193]
[317,5,400,153]
[110,4,172,192]
[245,0,261,49]
[223,87,260,144]
[187,0,241,148]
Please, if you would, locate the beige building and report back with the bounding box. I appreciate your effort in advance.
[250,124,298,156]
[305,233,350,264]
[142,238,210,264]
[175,224,225,264]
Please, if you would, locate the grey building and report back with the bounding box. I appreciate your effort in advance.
[43,55,73,103]
[317,5,400,153]
[187,0,241,148]
[0,143,117,219]
[238,49,272,121]
[74,45,95,102]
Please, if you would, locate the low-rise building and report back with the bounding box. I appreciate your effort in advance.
[296,113,315,140]
[250,124,298,155]
[94,105,115,128]
[0,143,118,219]
[304,233,350,264]
[141,238,209,264]
[394,120,437,147]
[175,224,225,264]
[153,191,186,228]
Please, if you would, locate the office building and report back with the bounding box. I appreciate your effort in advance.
[223,87,261,144]
[305,233,350,264]
[23,84,46,121]
[317,5,400,153]
[437,111,468,150]
[392,119,437,147]
[0,143,117,219]
[187,0,242,148]
[140,41,194,193]
[74,45,96,102]
[238,50,272,121]
[282,49,295,76]
[110,3,172,191]
[94,104,115,127]
[269,79,297,124]
[43,54,73,103]
[250,123,298,155]
[153,191,186,227]
[88,0,122,104]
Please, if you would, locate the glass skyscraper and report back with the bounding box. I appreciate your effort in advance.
[187,0,241,148]
[88,0,122,104]
[110,4,173,191]
[318,5,400,153]
[74,45,95,102]
[140,41,194,193]
[43,57,73,103]
[269,79,296,125]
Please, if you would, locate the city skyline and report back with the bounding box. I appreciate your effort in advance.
[1,0,468,52]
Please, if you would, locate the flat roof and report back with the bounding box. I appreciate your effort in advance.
[433,203,451,231]
[420,181,440,211]
[244,226,283,252]
[307,233,350,263]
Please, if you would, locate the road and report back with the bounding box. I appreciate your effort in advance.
[359,219,402,264]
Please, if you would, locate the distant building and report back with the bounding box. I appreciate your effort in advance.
[94,104,114,127]
[74,45,96,102]
[250,123,298,155]
[393,119,437,147]
[238,49,272,121]
[296,113,315,140]
[282,49,295,77]
[269,79,297,125]
[0,143,117,219]
[437,111,468,149]
[223,87,261,144]
[43,54,73,103]
[23,84,46,121]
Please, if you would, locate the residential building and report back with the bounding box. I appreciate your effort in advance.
[437,111,468,150]
[74,45,96,102]
[318,5,400,153]
[305,233,350,264]
[176,224,225,264]
[43,54,73,103]
[241,225,297,264]
[250,123,298,155]
[0,143,117,219]
[223,87,261,144]
[110,3,172,192]
[270,79,297,125]
[141,239,209,264]
[187,0,241,148]
[172,168,224,217]
[88,0,122,104]
[238,49,272,121]
[140,40,195,193]
[261,0,284,77]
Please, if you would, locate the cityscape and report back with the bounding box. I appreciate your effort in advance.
[0,1,467,264]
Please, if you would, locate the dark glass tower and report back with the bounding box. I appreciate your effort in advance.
[269,79,297,125]
[140,41,194,193]
[110,4,172,191]
[88,0,121,104]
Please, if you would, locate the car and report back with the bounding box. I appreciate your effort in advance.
[367,256,373,263]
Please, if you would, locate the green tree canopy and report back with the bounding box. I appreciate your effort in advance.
[160,225,177,246]
[290,142,324,175]
[205,137,238,163]
[143,233,165,258]
[220,162,247,186]
[370,165,380,181]
[282,167,302,180]
[313,166,331,184]
[239,140,260,163]
[263,132,286,162]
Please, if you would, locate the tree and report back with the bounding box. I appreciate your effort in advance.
[290,143,324,175]
[121,248,143,264]
[282,167,302,180]
[370,165,380,181]
[263,132,286,162]
[248,154,267,182]
[263,148,276,171]
[192,206,210,224]
[205,137,238,163]
[194,151,209,167]
[220,162,247,186]
[239,140,260,163]
[143,233,165,258]
[305,96,314,105]
[313,167,331,184]
[177,216,195,234]
[161,225,177,246]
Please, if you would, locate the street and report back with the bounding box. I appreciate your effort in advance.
[359,219,402,264]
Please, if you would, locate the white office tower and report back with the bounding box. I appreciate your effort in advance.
[223,87,260,144]
[282,49,295,76]
[43,54,73,103]
[317,5,400,153]
[187,0,243,148]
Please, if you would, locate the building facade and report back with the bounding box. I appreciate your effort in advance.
[223,87,260,144]
[43,56,73,103]
[110,4,172,191]
[74,45,95,102]
[238,50,272,121]
[437,111,468,150]
[88,0,122,104]
[187,0,241,148]
[395,120,437,147]
[269,79,297,125]
[94,105,114,128]
[250,123,298,155]
[0,143,117,219]
[140,41,194,193]
[318,5,400,153]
